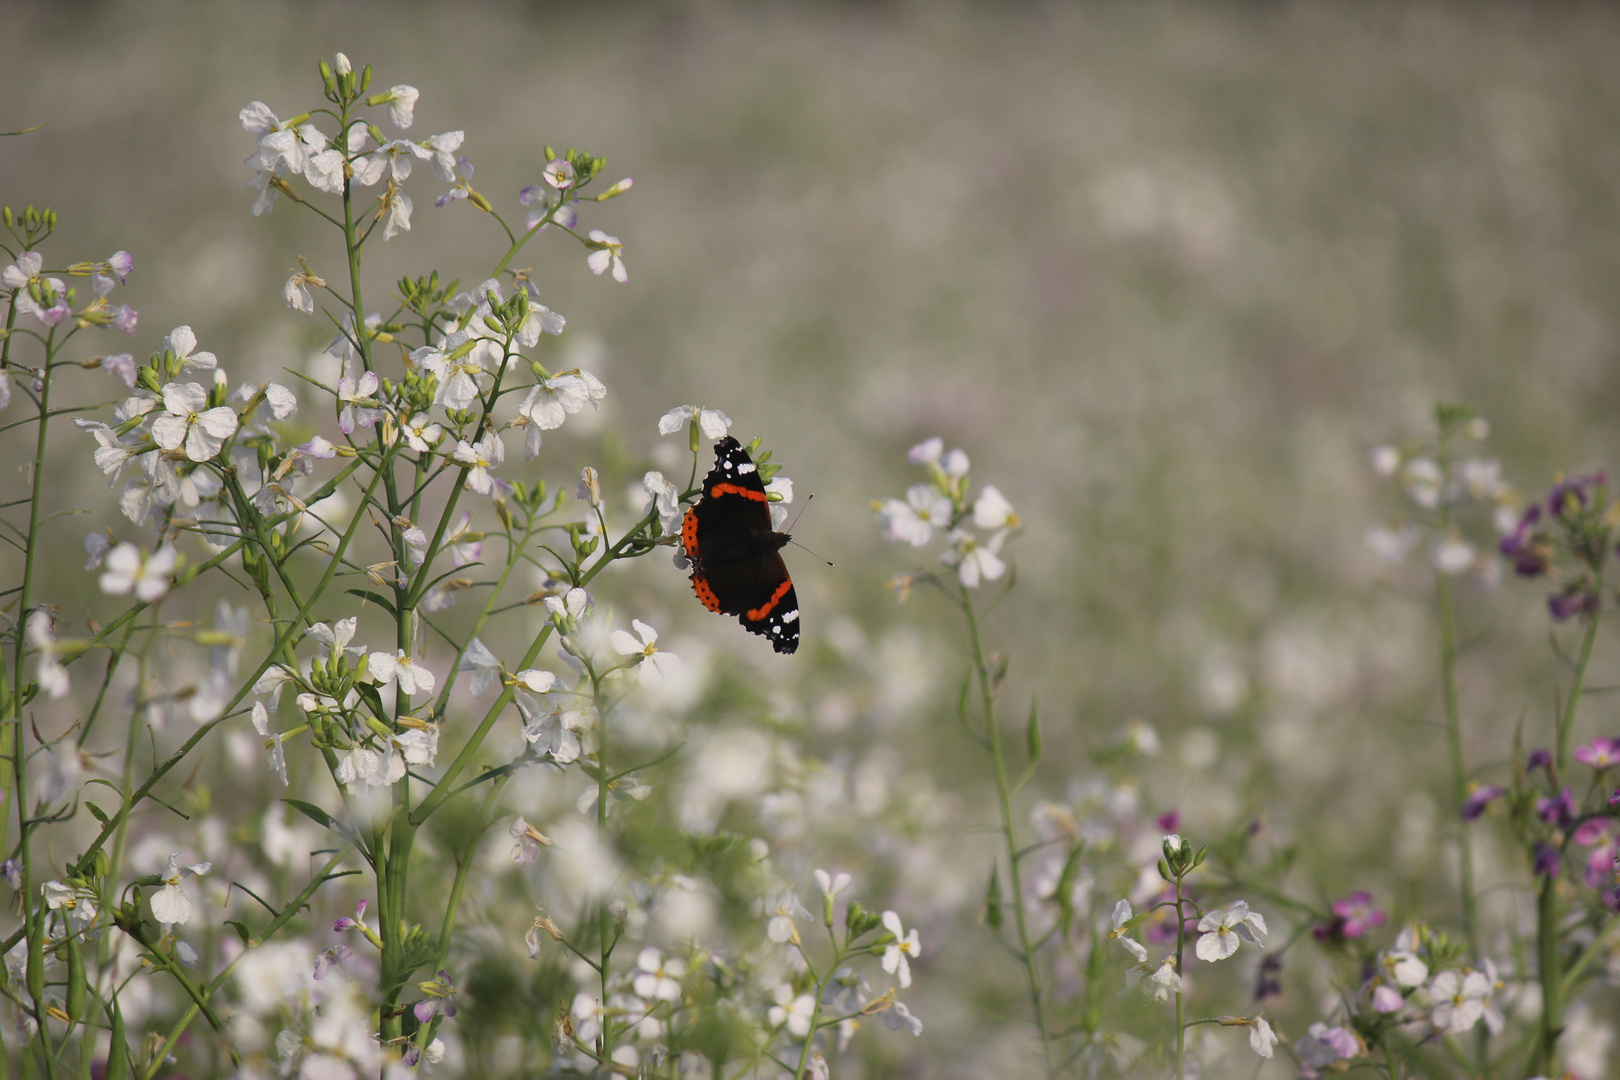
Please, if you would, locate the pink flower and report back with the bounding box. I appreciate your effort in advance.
[1575,737,1620,770]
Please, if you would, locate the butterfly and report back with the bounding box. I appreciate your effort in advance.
[681,436,799,654]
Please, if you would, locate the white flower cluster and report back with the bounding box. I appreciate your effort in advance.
[874,437,1021,588]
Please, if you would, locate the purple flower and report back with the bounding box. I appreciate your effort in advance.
[1610,787,1620,807]
[1547,472,1605,520]
[1328,891,1387,939]
[1533,842,1561,878]
[1574,738,1620,770]
[1527,749,1553,772]
[333,899,367,933]
[1536,787,1578,828]
[107,251,134,283]
[1603,885,1620,912]
[1548,586,1600,622]
[313,944,352,980]
[413,968,458,1023]
[1254,955,1283,1001]
[1462,784,1504,821]
[1499,504,1549,576]
[110,304,138,335]
[1155,809,1180,833]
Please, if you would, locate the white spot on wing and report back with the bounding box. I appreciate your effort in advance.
[736,462,756,474]
[779,609,799,623]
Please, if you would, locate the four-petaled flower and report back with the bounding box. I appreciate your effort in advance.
[150,851,211,929]
[1428,968,1491,1034]
[367,650,436,695]
[610,620,682,688]
[632,947,686,1003]
[509,816,552,865]
[1195,901,1268,962]
[658,405,731,441]
[769,985,815,1037]
[336,369,381,434]
[453,433,505,496]
[880,910,921,988]
[26,612,69,700]
[586,229,627,282]
[941,527,1006,588]
[151,382,239,462]
[877,485,953,548]
[100,543,178,601]
[413,969,459,1023]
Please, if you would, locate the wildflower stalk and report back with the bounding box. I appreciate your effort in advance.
[1434,436,1478,955]
[960,582,1055,1078]
[1534,601,1600,1078]
[1174,876,1186,1080]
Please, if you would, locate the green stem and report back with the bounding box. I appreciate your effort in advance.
[1436,570,1478,954]
[1174,877,1185,1080]
[961,584,1054,1077]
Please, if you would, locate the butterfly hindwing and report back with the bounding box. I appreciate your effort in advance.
[683,437,799,654]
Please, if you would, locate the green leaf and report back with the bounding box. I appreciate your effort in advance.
[225,920,252,946]
[86,802,109,825]
[283,798,336,832]
[1025,696,1042,764]
[984,863,1004,931]
[344,589,398,618]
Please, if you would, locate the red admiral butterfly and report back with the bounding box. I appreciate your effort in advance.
[681,436,799,654]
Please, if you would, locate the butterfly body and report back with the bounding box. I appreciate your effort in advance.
[682,437,799,654]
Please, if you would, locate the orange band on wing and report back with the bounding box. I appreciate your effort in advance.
[709,482,767,502]
[691,574,723,612]
[681,507,700,558]
[746,579,793,621]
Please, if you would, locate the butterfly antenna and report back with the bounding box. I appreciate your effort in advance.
[785,494,833,566]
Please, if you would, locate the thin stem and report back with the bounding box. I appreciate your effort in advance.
[1436,570,1477,953]
[961,583,1055,1077]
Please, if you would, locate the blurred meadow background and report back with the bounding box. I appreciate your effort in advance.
[5,1,1620,1076]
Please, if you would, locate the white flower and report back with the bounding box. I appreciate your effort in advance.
[251,701,288,787]
[307,618,363,660]
[880,1000,924,1036]
[814,869,852,898]
[336,369,381,434]
[1110,899,1135,937]
[1369,445,1400,477]
[1429,968,1491,1034]
[453,433,505,496]
[972,485,1019,530]
[1401,457,1444,509]
[658,405,732,441]
[909,437,969,478]
[544,588,591,622]
[876,484,953,547]
[1195,901,1267,962]
[401,411,443,452]
[418,130,465,181]
[1432,534,1475,576]
[610,620,682,688]
[164,325,219,377]
[336,744,405,792]
[880,910,920,988]
[768,985,815,1037]
[519,696,582,765]
[458,638,503,696]
[26,612,69,700]
[1123,954,1182,1003]
[380,187,413,240]
[1249,1016,1277,1059]
[367,650,436,695]
[586,230,627,282]
[643,471,680,535]
[150,852,211,929]
[632,948,686,1003]
[1380,948,1429,988]
[509,816,551,865]
[43,880,98,932]
[75,419,142,483]
[411,331,483,412]
[150,382,239,461]
[393,723,438,767]
[99,543,177,602]
[515,669,556,693]
[1,251,41,289]
[382,84,419,129]
[941,528,1006,588]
